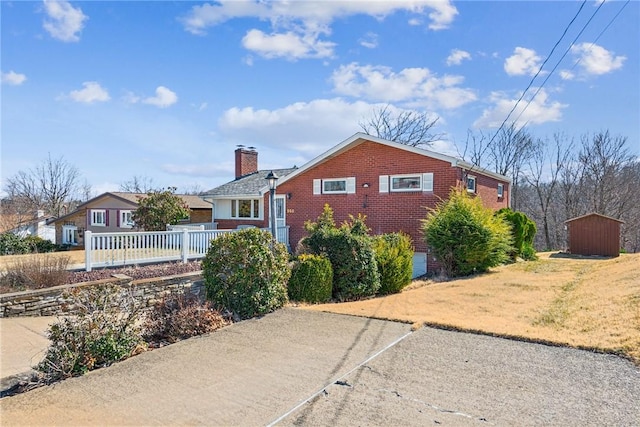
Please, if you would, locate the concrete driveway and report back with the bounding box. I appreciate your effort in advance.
[1,309,638,426]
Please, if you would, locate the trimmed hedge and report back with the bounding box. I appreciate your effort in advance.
[373,233,414,295]
[202,228,290,320]
[288,254,333,303]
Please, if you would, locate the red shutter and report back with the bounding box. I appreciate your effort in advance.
[105,209,109,226]
[117,210,121,227]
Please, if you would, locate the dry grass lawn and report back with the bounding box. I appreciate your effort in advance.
[0,250,87,271]
[303,252,640,364]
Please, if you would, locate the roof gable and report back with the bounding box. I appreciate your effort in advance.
[565,212,625,224]
[277,133,509,186]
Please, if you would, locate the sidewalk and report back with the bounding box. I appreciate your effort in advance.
[0,316,55,391]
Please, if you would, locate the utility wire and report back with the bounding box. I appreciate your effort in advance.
[469,0,588,172]
[511,0,610,129]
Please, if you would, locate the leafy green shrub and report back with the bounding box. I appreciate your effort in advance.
[496,208,538,261]
[0,254,70,291]
[143,292,230,344]
[0,233,29,255]
[288,254,333,303]
[373,233,414,295]
[421,190,513,278]
[303,205,380,301]
[202,228,290,320]
[36,284,144,383]
[24,235,59,253]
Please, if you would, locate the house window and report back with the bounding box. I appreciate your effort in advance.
[323,179,347,194]
[313,178,356,195]
[380,173,433,193]
[497,183,504,198]
[120,210,134,228]
[467,176,477,193]
[231,199,261,219]
[91,209,107,226]
[62,225,78,245]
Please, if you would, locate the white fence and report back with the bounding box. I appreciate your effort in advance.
[84,226,290,271]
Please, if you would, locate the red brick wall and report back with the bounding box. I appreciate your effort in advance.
[235,149,258,178]
[277,141,509,252]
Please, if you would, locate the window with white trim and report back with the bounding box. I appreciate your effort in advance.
[231,199,261,219]
[466,176,476,193]
[379,173,433,193]
[91,209,107,226]
[120,210,134,228]
[497,183,504,198]
[313,178,356,195]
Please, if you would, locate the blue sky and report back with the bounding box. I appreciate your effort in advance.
[2,0,638,196]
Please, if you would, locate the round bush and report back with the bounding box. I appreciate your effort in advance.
[373,233,414,295]
[202,228,290,320]
[288,254,333,303]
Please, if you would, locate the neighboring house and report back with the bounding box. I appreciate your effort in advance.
[0,210,55,242]
[202,133,511,275]
[49,192,213,247]
[565,213,623,257]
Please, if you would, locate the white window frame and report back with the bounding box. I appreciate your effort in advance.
[313,178,356,195]
[91,209,107,226]
[390,174,422,192]
[231,199,262,219]
[467,176,477,193]
[120,210,134,228]
[497,183,504,198]
[322,178,348,194]
[62,225,78,245]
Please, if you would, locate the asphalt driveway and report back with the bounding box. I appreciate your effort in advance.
[1,309,638,426]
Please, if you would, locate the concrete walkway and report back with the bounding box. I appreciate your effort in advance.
[0,316,54,390]
[1,309,639,426]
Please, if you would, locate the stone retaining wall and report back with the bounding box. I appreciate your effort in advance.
[0,272,205,318]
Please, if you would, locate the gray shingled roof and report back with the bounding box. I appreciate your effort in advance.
[203,168,297,197]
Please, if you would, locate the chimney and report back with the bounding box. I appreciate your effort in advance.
[235,146,258,179]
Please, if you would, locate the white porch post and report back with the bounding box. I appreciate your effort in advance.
[181,228,189,263]
[85,230,92,272]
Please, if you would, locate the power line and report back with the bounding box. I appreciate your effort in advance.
[514,2,608,128]
[470,0,588,171]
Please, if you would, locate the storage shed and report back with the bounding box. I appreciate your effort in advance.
[565,213,624,257]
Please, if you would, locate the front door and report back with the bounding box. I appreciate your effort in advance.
[275,196,286,241]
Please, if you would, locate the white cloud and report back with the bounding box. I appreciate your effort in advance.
[504,47,542,76]
[42,0,88,42]
[1,70,27,85]
[180,1,457,60]
[474,88,567,128]
[570,43,625,76]
[241,29,335,60]
[359,32,378,49]
[142,86,178,108]
[330,63,476,110]
[219,98,379,153]
[446,49,471,66]
[559,70,575,81]
[68,81,110,103]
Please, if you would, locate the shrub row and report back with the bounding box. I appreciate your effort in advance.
[37,285,229,384]
[0,233,61,256]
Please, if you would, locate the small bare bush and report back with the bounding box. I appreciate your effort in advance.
[36,284,145,383]
[143,292,230,344]
[1,254,70,291]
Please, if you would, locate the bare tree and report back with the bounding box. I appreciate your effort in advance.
[4,154,84,218]
[522,134,573,250]
[119,175,157,193]
[359,104,442,148]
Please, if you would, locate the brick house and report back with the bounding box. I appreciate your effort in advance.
[49,192,212,247]
[202,133,511,275]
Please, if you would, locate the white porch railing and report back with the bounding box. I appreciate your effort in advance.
[84,226,290,271]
